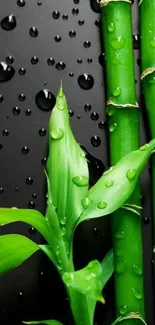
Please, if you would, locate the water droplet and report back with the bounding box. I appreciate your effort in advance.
[126,169,136,181]
[0,95,4,103]
[0,144,3,150]
[28,201,35,209]
[17,0,25,6]
[74,0,80,3]
[25,108,31,116]
[63,272,74,282]
[132,264,142,276]
[91,135,101,147]
[98,53,105,66]
[31,56,39,64]
[116,231,125,239]
[37,1,42,5]
[18,93,26,101]
[107,106,116,116]
[98,121,105,129]
[13,106,20,115]
[90,0,100,13]
[32,193,37,199]
[60,216,67,225]
[84,104,91,112]
[78,19,84,25]
[22,146,29,154]
[69,110,74,116]
[6,56,14,64]
[137,57,141,67]
[54,35,62,42]
[40,271,44,277]
[0,62,15,82]
[93,227,99,235]
[81,197,93,209]
[72,176,89,187]
[77,58,82,64]
[113,87,122,97]
[87,57,93,63]
[108,22,115,32]
[36,89,56,111]
[41,157,47,165]
[3,129,9,136]
[72,8,79,15]
[26,177,33,185]
[62,14,68,20]
[150,37,155,48]
[132,288,142,300]
[51,128,64,140]
[97,201,107,209]
[19,68,26,75]
[47,58,55,67]
[29,227,36,234]
[18,292,23,299]
[0,188,4,194]
[1,15,16,31]
[15,186,19,191]
[77,114,81,119]
[61,226,66,236]
[69,72,74,77]
[91,112,99,120]
[39,128,47,136]
[78,74,94,90]
[111,36,126,50]
[55,61,66,70]
[119,305,128,315]
[95,19,101,27]
[109,123,117,132]
[143,217,150,225]
[140,143,149,151]
[133,34,140,49]
[105,180,114,187]
[52,10,60,19]
[103,167,113,176]
[29,27,38,37]
[84,41,91,48]
[115,260,126,274]
[69,30,76,37]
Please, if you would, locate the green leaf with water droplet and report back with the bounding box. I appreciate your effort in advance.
[23,320,63,325]
[78,139,155,223]
[0,234,39,275]
[46,84,88,253]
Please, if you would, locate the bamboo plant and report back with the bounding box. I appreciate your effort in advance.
[0,84,154,325]
[139,0,155,268]
[100,0,146,323]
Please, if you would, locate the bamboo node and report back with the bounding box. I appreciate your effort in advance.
[100,0,131,7]
[107,99,139,108]
[112,312,147,325]
[141,67,155,80]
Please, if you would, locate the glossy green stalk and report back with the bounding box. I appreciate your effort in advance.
[139,0,155,269]
[100,0,145,323]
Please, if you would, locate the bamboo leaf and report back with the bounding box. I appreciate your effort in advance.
[100,249,114,289]
[0,208,52,244]
[39,244,56,265]
[78,139,155,223]
[0,234,39,275]
[23,320,63,325]
[46,83,88,250]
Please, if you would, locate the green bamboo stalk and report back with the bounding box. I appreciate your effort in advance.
[100,0,145,323]
[139,0,155,269]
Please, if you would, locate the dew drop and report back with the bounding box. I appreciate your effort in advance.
[41,157,47,166]
[51,128,64,140]
[97,201,107,209]
[132,288,142,300]
[25,108,31,116]
[91,112,99,120]
[90,0,100,13]
[52,10,60,19]
[140,143,149,151]
[69,110,74,116]
[84,104,91,112]
[93,227,99,235]
[78,19,84,25]
[28,201,35,209]
[22,146,29,154]
[54,35,62,42]
[0,188,4,194]
[87,57,93,63]
[111,36,126,50]
[39,128,47,136]
[133,34,140,49]
[40,271,44,276]
[69,72,74,77]
[29,227,36,235]
[116,231,125,239]
[19,68,26,75]
[1,14,16,31]
[74,0,80,3]
[84,40,91,48]
[18,292,23,299]
[55,61,66,70]
[95,19,101,27]
[0,62,15,82]
[29,27,38,37]
[36,89,56,111]
[62,14,68,20]
[31,56,39,64]
[72,8,79,15]
[6,56,14,64]
[115,260,126,274]
[18,93,26,101]
[109,123,117,133]
[143,217,150,225]
[17,0,25,6]
[26,177,33,185]
[77,114,81,119]
[150,37,155,48]
[113,87,122,97]
[108,22,115,32]
[3,129,9,136]
[91,135,101,147]
[98,53,105,66]
[81,197,93,209]
[69,30,76,37]
[132,264,142,276]
[72,176,89,187]
[107,106,116,116]
[103,167,113,176]
[61,226,66,236]
[12,106,20,115]
[47,58,55,66]
[105,180,114,187]
[60,216,67,225]
[78,74,94,90]
[37,1,42,5]
[77,58,82,64]
[15,187,19,191]
[98,121,105,129]
[126,169,136,181]
[119,305,128,315]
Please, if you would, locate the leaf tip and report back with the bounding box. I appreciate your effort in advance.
[58,79,64,98]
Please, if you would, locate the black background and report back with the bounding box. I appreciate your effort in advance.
[0,0,154,324]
